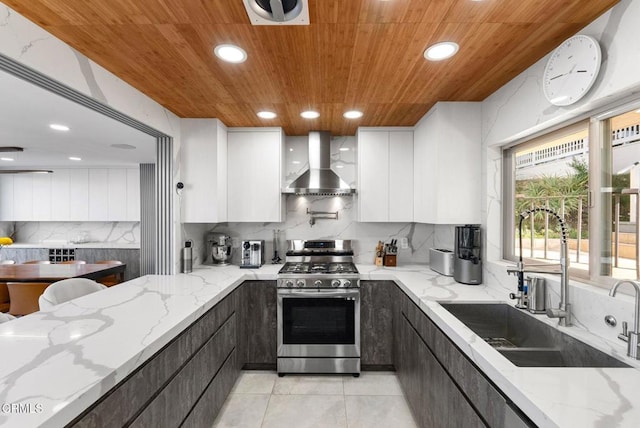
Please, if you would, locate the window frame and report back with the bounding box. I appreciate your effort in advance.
[502,97,640,288]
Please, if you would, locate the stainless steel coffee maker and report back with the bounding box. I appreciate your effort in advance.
[240,240,265,268]
[207,233,232,265]
[453,225,483,285]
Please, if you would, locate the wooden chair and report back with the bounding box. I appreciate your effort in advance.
[59,260,87,264]
[0,261,15,312]
[23,260,51,264]
[7,282,51,316]
[95,260,124,287]
[0,283,9,313]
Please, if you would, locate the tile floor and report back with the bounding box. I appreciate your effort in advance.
[213,371,418,428]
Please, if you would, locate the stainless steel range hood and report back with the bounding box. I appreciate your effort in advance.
[283,131,356,195]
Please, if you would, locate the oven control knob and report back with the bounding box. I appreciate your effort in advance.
[314,280,323,287]
[331,279,341,288]
[296,280,305,288]
[343,280,352,288]
[285,280,294,288]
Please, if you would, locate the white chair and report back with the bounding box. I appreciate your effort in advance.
[38,278,106,310]
[0,312,16,323]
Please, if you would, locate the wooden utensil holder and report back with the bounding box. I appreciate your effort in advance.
[383,254,397,267]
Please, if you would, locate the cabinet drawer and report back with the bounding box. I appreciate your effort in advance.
[180,348,239,428]
[130,314,236,427]
[70,290,238,428]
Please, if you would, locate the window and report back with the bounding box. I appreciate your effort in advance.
[504,121,590,278]
[504,105,640,286]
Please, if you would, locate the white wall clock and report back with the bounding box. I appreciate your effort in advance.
[542,35,602,106]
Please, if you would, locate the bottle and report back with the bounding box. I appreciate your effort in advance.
[182,240,193,273]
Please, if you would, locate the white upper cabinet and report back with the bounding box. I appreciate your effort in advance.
[227,127,284,222]
[357,128,414,222]
[181,119,228,223]
[0,167,139,222]
[68,169,89,221]
[413,102,481,224]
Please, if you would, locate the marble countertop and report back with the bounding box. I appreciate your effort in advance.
[0,263,638,427]
[4,243,140,249]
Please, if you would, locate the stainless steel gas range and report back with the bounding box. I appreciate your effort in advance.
[277,239,360,376]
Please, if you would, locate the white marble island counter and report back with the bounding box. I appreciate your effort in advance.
[0,264,639,427]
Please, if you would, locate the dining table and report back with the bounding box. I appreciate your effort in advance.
[1,263,126,316]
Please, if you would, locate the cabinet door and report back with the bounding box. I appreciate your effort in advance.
[51,169,70,221]
[360,281,394,367]
[32,173,52,220]
[89,169,109,221]
[358,130,389,222]
[389,131,413,222]
[238,281,277,367]
[126,168,140,221]
[13,174,33,221]
[181,119,227,223]
[0,175,14,221]
[400,314,484,428]
[69,169,89,221]
[107,169,127,220]
[227,130,283,222]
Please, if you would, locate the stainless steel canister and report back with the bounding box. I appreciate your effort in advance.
[527,276,546,314]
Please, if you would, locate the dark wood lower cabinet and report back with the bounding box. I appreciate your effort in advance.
[68,279,533,428]
[360,281,394,368]
[67,281,279,428]
[388,282,534,428]
[399,312,485,427]
[238,281,277,369]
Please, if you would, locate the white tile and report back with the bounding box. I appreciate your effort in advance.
[213,394,270,428]
[345,395,418,428]
[230,371,276,394]
[343,372,403,396]
[273,375,344,395]
[262,395,347,428]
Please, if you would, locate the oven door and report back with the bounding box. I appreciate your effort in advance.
[277,288,360,358]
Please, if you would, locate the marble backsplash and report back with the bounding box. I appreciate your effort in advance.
[0,221,140,245]
[183,195,457,266]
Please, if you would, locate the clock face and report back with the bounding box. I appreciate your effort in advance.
[542,35,602,106]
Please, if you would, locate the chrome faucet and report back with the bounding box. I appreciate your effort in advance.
[609,280,640,359]
[507,207,571,326]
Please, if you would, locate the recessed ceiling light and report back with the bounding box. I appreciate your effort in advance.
[111,144,137,150]
[214,44,247,63]
[300,110,320,119]
[257,111,277,119]
[292,160,301,164]
[424,41,459,61]
[335,165,344,169]
[50,124,70,131]
[69,156,82,161]
[1,157,14,161]
[289,148,294,152]
[339,147,350,152]
[343,110,363,119]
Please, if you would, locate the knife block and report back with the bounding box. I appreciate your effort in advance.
[383,254,397,267]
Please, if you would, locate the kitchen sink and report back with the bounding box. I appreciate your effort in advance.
[439,302,630,368]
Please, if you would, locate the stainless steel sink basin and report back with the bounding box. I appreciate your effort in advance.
[440,302,630,368]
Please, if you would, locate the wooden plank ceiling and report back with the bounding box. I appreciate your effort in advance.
[4,0,619,136]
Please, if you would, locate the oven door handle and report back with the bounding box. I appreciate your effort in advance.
[281,289,359,298]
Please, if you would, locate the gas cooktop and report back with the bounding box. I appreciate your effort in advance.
[278,262,358,275]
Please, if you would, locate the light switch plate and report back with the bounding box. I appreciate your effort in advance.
[400,237,409,249]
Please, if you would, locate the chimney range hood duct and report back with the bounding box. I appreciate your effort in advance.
[283,131,356,196]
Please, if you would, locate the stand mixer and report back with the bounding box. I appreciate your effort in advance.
[207,233,232,265]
